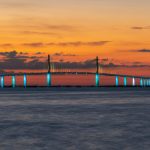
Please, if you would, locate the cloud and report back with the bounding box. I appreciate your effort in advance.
[0,50,44,60]
[52,52,77,57]
[35,52,45,55]
[131,26,150,30]
[22,43,44,47]
[21,31,59,36]
[15,23,77,35]
[0,50,17,58]
[136,49,150,53]
[22,41,111,47]
[48,41,111,46]
[129,49,150,53]
[0,50,46,70]
[0,0,36,9]
[50,59,150,70]
[0,51,149,70]
[45,25,76,31]
[0,43,13,48]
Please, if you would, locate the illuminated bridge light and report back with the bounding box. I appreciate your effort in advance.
[147,79,149,87]
[143,79,146,87]
[140,78,143,87]
[47,73,51,87]
[12,75,16,88]
[24,74,27,88]
[124,77,127,86]
[1,76,4,88]
[95,73,99,87]
[145,79,147,87]
[132,77,135,86]
[116,76,119,87]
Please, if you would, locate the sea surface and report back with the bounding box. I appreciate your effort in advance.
[0,87,149,150]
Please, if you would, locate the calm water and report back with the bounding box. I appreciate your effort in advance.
[0,88,149,150]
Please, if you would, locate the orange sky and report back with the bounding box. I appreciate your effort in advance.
[0,0,150,76]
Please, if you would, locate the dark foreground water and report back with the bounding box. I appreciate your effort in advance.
[0,87,150,150]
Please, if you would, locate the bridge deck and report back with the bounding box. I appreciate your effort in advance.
[0,72,149,79]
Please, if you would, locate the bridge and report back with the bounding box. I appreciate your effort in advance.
[0,55,150,88]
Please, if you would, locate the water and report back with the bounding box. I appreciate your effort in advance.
[0,88,149,150]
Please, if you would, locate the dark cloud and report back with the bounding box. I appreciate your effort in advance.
[22,42,44,47]
[0,50,149,70]
[131,26,150,30]
[35,52,45,55]
[129,49,150,53]
[48,41,111,47]
[136,49,150,53]
[0,50,46,70]
[0,44,13,47]
[51,60,150,70]
[0,50,17,58]
[22,41,111,47]
[53,52,77,57]
[21,31,58,36]
[0,50,44,60]
[45,25,76,31]
[22,24,77,32]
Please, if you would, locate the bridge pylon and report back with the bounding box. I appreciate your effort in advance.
[47,55,51,86]
[48,54,51,73]
[95,56,100,87]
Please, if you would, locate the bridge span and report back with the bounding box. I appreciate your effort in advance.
[0,71,149,88]
[0,55,150,88]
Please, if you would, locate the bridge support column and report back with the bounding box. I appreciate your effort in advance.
[12,75,16,88]
[95,73,99,87]
[147,79,149,87]
[47,73,51,87]
[1,76,4,88]
[24,74,27,88]
[132,77,135,86]
[116,76,119,86]
[140,78,143,87]
[144,79,146,87]
[124,77,127,86]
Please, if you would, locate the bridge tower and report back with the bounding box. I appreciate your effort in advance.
[47,55,51,86]
[95,56,100,87]
[48,54,51,73]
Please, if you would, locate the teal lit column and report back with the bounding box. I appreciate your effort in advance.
[47,72,51,87]
[147,79,149,87]
[132,77,135,86]
[143,79,146,87]
[116,76,119,86]
[1,76,4,88]
[124,77,127,86]
[24,74,27,88]
[140,78,143,87]
[95,73,99,87]
[12,75,16,88]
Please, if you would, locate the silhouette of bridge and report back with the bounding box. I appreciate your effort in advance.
[0,55,150,88]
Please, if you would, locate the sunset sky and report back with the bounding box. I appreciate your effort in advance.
[0,0,150,75]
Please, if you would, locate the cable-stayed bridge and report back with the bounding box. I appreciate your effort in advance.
[0,55,150,88]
